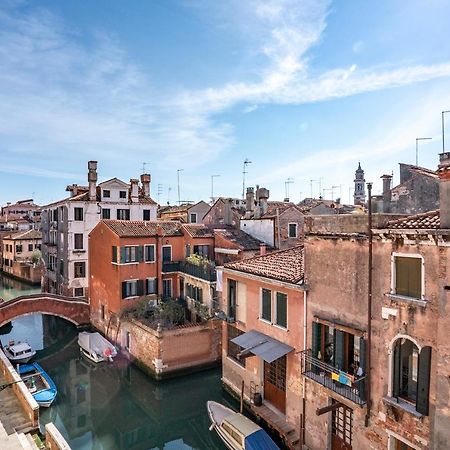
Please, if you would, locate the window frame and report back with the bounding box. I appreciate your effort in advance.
[74,233,84,250]
[102,208,111,219]
[162,278,173,299]
[288,223,298,238]
[144,244,156,263]
[117,209,130,220]
[260,288,272,323]
[190,212,197,223]
[391,252,424,300]
[162,245,172,262]
[146,277,157,295]
[73,261,86,278]
[103,189,111,198]
[119,190,127,199]
[74,207,84,221]
[275,291,288,329]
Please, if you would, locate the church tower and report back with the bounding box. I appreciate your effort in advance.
[354,162,366,205]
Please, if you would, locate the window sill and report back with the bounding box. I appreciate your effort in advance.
[385,294,427,307]
[383,396,423,418]
[259,318,272,326]
[273,324,288,332]
[144,261,156,264]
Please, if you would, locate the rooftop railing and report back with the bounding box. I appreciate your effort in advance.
[300,349,366,406]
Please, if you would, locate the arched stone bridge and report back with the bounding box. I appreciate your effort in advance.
[0,293,90,328]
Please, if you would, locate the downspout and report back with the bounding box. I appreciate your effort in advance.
[301,289,307,445]
[276,208,281,249]
[365,183,373,427]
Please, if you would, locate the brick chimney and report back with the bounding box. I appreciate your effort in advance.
[260,243,266,256]
[381,174,392,213]
[130,179,139,203]
[439,152,450,228]
[224,199,233,225]
[141,173,151,197]
[246,187,255,213]
[258,187,270,216]
[88,161,98,202]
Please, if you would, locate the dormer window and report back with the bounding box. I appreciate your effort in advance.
[119,191,127,199]
[103,190,110,198]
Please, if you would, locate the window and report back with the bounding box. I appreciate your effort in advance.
[101,304,105,320]
[120,246,143,263]
[146,278,157,295]
[162,246,172,262]
[102,208,111,219]
[112,246,118,263]
[392,339,431,415]
[117,209,130,220]
[193,245,209,258]
[103,190,110,198]
[16,245,23,253]
[74,233,83,250]
[144,245,155,262]
[276,292,287,328]
[121,280,144,298]
[261,288,272,322]
[143,209,151,220]
[185,244,191,257]
[74,208,83,221]
[74,262,86,278]
[119,190,127,199]
[186,283,203,303]
[332,401,353,448]
[227,324,245,367]
[190,212,197,223]
[228,279,237,320]
[394,256,422,298]
[59,259,64,276]
[28,243,33,251]
[392,437,415,450]
[74,287,84,297]
[288,223,298,238]
[162,279,172,299]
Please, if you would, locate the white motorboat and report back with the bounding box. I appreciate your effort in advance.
[3,341,36,364]
[78,332,117,363]
[207,401,279,450]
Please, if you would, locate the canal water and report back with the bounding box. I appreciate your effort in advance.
[0,272,40,302]
[1,313,231,450]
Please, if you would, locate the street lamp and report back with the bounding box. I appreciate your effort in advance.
[415,137,432,166]
[211,174,220,202]
[442,111,450,153]
[177,169,184,205]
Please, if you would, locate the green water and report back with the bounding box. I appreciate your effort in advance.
[0,272,40,301]
[2,313,231,450]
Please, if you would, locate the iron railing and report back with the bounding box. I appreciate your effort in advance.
[162,260,217,282]
[300,349,366,406]
[162,261,180,272]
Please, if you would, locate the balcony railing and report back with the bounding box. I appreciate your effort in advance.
[300,349,366,406]
[179,261,216,282]
[162,261,180,273]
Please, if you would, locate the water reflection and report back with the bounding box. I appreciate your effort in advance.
[0,273,40,302]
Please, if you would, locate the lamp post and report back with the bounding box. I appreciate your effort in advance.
[442,111,450,153]
[415,137,432,166]
[177,169,184,205]
[211,174,220,202]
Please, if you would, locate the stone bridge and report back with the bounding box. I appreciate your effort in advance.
[0,293,90,328]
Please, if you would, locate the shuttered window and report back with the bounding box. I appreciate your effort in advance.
[122,280,138,298]
[261,288,272,322]
[395,256,422,298]
[146,278,157,295]
[120,246,144,263]
[276,292,287,328]
[144,245,155,262]
[112,246,117,263]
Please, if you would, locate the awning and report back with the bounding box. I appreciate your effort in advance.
[231,330,293,364]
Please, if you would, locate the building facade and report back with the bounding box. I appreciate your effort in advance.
[41,161,158,298]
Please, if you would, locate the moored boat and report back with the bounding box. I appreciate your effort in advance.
[207,401,279,450]
[78,331,117,363]
[3,340,36,364]
[19,362,57,407]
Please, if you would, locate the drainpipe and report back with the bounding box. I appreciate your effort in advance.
[365,183,373,427]
[301,289,307,445]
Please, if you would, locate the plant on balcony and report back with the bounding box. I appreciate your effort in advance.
[186,254,210,267]
[31,250,42,266]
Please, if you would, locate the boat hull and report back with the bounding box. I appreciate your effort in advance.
[80,347,107,363]
[19,363,57,408]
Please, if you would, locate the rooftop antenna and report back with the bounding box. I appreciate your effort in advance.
[167,187,172,205]
[242,158,252,199]
[177,169,184,205]
[142,162,150,174]
[331,185,341,201]
[415,137,432,166]
[284,178,294,201]
[157,184,163,204]
[309,179,317,199]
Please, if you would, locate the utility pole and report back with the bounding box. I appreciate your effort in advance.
[242,159,252,199]
[284,178,294,201]
[443,110,450,152]
[415,137,432,166]
[366,181,373,427]
[177,169,184,205]
[211,174,220,202]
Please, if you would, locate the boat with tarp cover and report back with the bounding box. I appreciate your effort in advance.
[207,401,279,450]
[19,362,57,407]
[78,332,117,363]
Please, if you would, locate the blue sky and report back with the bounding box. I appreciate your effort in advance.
[1,0,450,206]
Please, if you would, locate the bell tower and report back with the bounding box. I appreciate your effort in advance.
[354,162,366,205]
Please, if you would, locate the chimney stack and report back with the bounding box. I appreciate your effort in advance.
[258,187,270,216]
[141,173,151,197]
[259,243,266,256]
[439,152,450,228]
[381,174,392,213]
[88,161,98,202]
[224,198,233,225]
[130,179,139,203]
[246,187,255,213]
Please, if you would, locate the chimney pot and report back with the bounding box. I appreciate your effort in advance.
[130,179,139,203]
[141,173,151,198]
[88,161,98,201]
[259,243,266,256]
[439,152,450,228]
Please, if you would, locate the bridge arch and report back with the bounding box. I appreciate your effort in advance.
[0,294,90,329]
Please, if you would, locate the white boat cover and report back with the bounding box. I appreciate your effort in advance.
[78,332,117,359]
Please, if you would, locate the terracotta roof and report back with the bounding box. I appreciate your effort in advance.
[387,210,440,229]
[101,220,183,237]
[4,230,42,240]
[182,224,214,238]
[160,204,192,214]
[214,228,266,251]
[405,164,438,179]
[225,245,304,284]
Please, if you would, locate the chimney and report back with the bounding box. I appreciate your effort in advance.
[88,161,98,202]
[381,174,392,213]
[439,152,450,228]
[130,179,139,203]
[259,243,266,256]
[224,199,233,225]
[141,173,151,197]
[246,187,255,213]
[258,187,270,216]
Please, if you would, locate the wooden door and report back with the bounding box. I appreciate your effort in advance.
[331,404,353,450]
[263,356,286,414]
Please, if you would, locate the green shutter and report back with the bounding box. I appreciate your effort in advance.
[112,246,117,263]
[359,337,366,373]
[393,341,401,398]
[261,289,272,321]
[276,293,287,328]
[137,246,144,262]
[416,346,432,415]
[137,280,144,296]
[409,258,422,299]
[122,282,127,299]
[395,257,409,296]
[335,330,345,370]
[311,322,322,359]
[120,247,127,264]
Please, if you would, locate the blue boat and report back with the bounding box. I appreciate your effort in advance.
[207,401,280,450]
[18,362,57,407]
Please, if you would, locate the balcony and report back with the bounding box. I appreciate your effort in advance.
[162,261,180,273]
[179,260,216,282]
[300,349,366,406]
